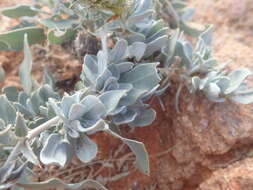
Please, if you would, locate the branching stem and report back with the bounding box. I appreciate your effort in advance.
[27,116,61,140]
[4,141,23,166]
[4,117,61,166]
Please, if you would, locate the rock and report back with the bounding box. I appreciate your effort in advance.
[120,86,253,189]
[198,157,253,190]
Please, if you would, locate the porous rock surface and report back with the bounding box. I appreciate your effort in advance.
[163,88,253,189]
[1,0,253,189]
[108,86,253,189]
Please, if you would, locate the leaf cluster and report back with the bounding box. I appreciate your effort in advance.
[0,0,253,189]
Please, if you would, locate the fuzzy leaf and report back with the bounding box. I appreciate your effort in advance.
[230,93,253,104]
[48,29,76,44]
[180,21,204,37]
[0,95,16,125]
[61,96,76,117]
[79,95,106,120]
[39,85,58,102]
[146,27,169,43]
[17,178,107,190]
[146,20,165,37]
[124,139,149,175]
[120,63,160,104]
[112,108,138,125]
[30,91,43,114]
[49,99,65,119]
[206,83,220,98]
[109,39,128,63]
[162,29,179,66]
[204,83,224,102]
[99,90,127,115]
[200,25,213,46]
[120,63,160,90]
[96,70,113,91]
[3,86,19,102]
[191,76,201,91]
[82,55,98,85]
[126,33,145,44]
[127,10,154,25]
[128,42,147,61]
[14,103,34,119]
[134,0,153,14]
[234,86,253,95]
[0,119,11,145]
[107,128,150,175]
[130,108,156,127]
[116,62,134,74]
[144,35,168,57]
[39,18,77,29]
[180,7,195,21]
[0,65,5,83]
[15,114,28,138]
[175,40,192,66]
[216,77,230,92]
[172,1,187,9]
[18,92,29,106]
[97,51,108,75]
[40,134,73,167]
[43,68,54,87]
[1,5,38,18]
[73,119,107,134]
[68,104,87,121]
[0,27,46,51]
[75,136,97,163]
[19,34,33,94]
[225,68,252,94]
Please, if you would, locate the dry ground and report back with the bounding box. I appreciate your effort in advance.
[0,0,253,189]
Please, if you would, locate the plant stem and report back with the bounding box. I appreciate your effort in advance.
[4,116,61,166]
[175,83,183,113]
[4,141,23,166]
[27,116,61,140]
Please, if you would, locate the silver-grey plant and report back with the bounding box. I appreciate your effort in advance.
[0,0,253,189]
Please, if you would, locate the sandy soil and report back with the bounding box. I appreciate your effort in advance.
[0,0,253,189]
[190,0,253,67]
